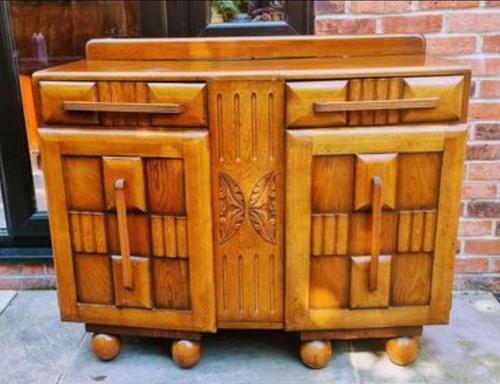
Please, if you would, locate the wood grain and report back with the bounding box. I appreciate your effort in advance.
[86,35,426,61]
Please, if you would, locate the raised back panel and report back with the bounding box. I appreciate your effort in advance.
[86,35,426,61]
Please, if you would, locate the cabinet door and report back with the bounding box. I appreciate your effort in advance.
[41,129,215,332]
[286,125,466,330]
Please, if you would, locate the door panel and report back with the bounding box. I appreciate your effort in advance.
[41,129,215,331]
[285,125,466,330]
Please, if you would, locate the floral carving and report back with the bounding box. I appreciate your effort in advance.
[249,172,277,244]
[219,173,245,244]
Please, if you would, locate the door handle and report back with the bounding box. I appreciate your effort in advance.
[64,101,183,114]
[369,176,382,292]
[114,178,133,289]
[313,97,439,113]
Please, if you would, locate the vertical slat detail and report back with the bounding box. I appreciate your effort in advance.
[311,215,324,256]
[374,78,389,124]
[323,215,336,256]
[336,214,349,255]
[423,210,437,252]
[151,215,165,257]
[217,94,224,161]
[361,79,375,125]
[93,214,107,253]
[164,216,177,258]
[69,213,83,252]
[176,217,188,258]
[234,93,241,161]
[268,92,274,161]
[251,92,257,160]
[81,213,96,253]
[387,78,402,124]
[348,79,361,126]
[398,211,411,253]
[410,211,424,252]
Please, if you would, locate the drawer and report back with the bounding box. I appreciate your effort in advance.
[286,76,465,128]
[39,81,207,127]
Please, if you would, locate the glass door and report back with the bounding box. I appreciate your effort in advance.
[0,1,142,256]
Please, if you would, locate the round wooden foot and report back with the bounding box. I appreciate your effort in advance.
[171,339,202,368]
[385,336,418,366]
[91,333,121,361]
[300,340,333,369]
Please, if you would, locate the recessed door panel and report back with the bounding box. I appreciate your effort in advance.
[41,129,215,331]
[286,125,466,330]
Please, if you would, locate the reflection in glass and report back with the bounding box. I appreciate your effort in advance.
[8,1,140,214]
[210,0,286,24]
[0,183,6,230]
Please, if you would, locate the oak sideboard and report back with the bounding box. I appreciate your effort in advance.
[33,35,469,369]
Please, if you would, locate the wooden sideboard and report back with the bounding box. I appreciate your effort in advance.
[33,35,469,369]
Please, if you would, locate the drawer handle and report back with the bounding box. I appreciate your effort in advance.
[64,101,183,114]
[313,97,439,113]
[114,178,133,290]
[369,176,382,292]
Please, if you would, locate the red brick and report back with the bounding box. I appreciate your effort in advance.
[21,263,46,276]
[479,80,500,98]
[458,219,493,237]
[449,13,500,33]
[315,17,376,35]
[462,182,497,199]
[0,278,22,290]
[454,257,489,273]
[469,102,500,120]
[426,36,476,55]
[457,57,500,76]
[468,162,500,180]
[474,123,500,140]
[419,1,479,9]
[314,1,345,15]
[483,35,500,53]
[383,15,442,33]
[486,0,500,6]
[46,263,55,275]
[351,1,412,13]
[21,276,56,290]
[465,239,500,254]
[0,263,22,276]
[467,143,500,160]
[467,201,500,218]
[492,257,500,272]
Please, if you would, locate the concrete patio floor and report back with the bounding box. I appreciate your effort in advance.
[0,291,498,384]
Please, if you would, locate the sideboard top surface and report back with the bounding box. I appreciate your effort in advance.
[33,35,470,82]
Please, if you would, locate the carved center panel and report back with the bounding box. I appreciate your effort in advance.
[210,80,284,323]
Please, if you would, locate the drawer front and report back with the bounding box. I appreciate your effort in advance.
[41,129,215,331]
[39,81,207,127]
[285,125,467,330]
[286,76,465,128]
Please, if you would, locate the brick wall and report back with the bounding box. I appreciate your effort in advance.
[316,0,500,291]
[0,263,55,290]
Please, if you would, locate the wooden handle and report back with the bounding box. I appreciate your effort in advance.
[64,101,183,114]
[313,97,439,113]
[369,176,382,292]
[114,178,133,289]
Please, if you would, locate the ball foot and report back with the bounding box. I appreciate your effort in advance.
[300,340,333,369]
[91,333,121,361]
[171,339,202,368]
[385,336,418,366]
